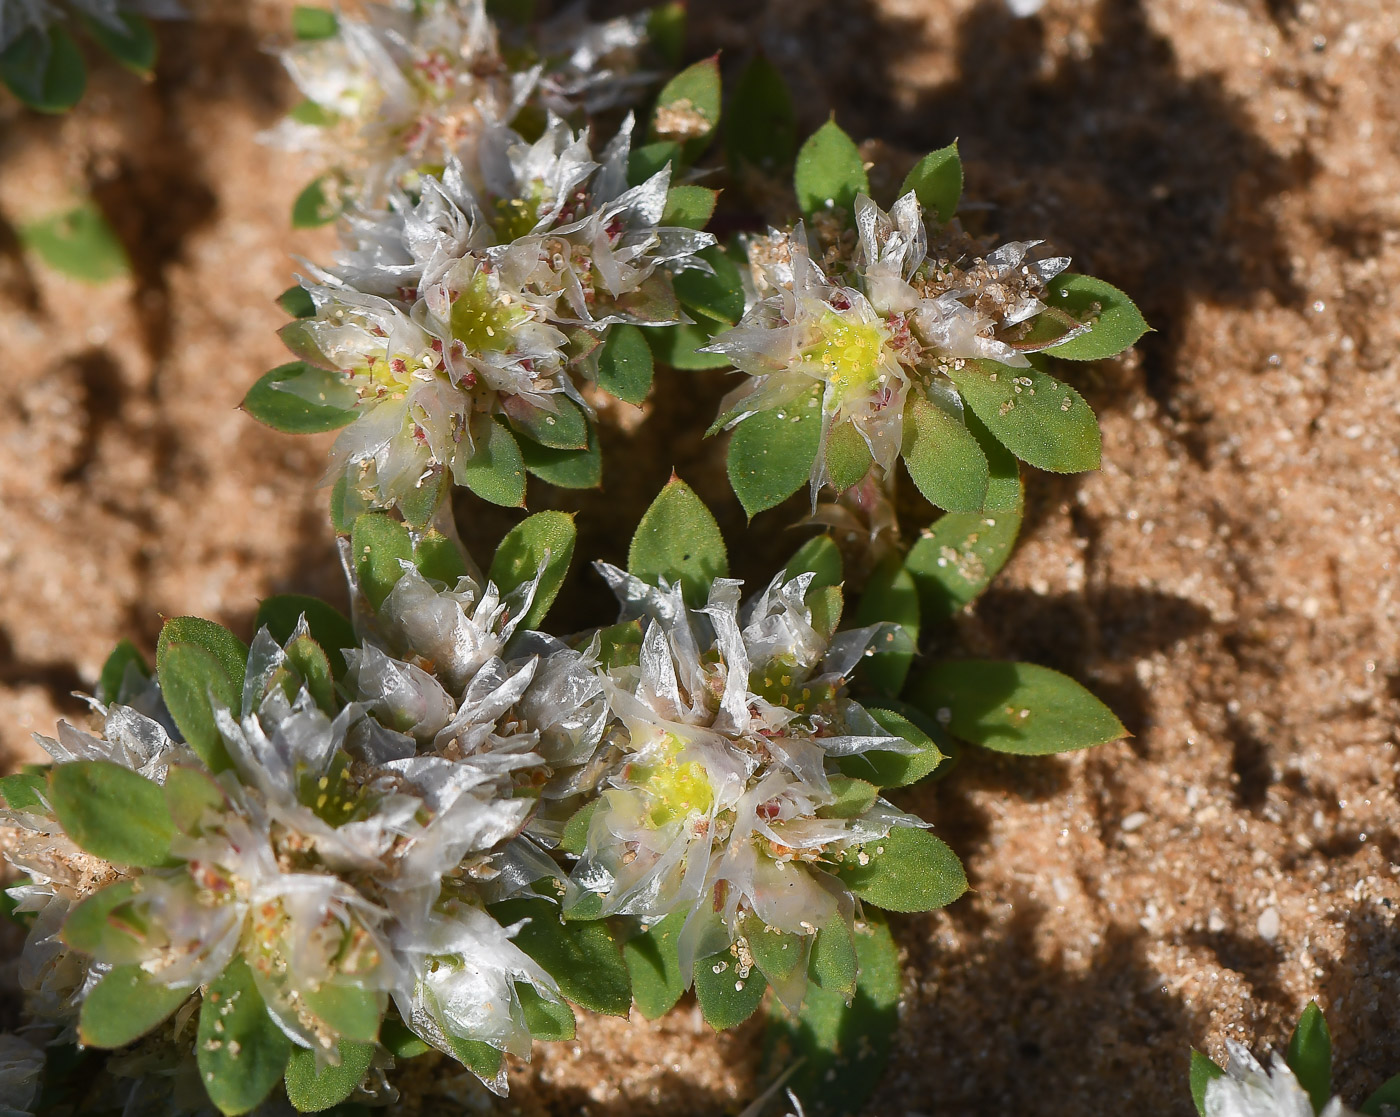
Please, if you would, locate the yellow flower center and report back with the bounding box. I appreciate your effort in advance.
[450,269,528,354]
[632,734,714,829]
[802,309,890,405]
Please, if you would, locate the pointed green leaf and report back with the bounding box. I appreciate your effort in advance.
[838,704,948,789]
[902,393,989,512]
[674,245,745,326]
[596,323,655,405]
[1286,1002,1332,1114]
[808,919,857,1001]
[398,468,448,530]
[284,1040,374,1113]
[255,596,356,679]
[277,284,316,319]
[629,141,681,187]
[1038,274,1149,361]
[646,3,685,68]
[694,946,766,1030]
[380,1017,430,1058]
[1,27,86,113]
[628,478,728,606]
[909,659,1126,755]
[623,910,687,1021]
[156,641,238,773]
[20,202,127,282]
[49,761,173,867]
[489,510,576,631]
[905,502,1023,626]
[817,776,879,819]
[0,768,49,813]
[98,638,149,706]
[292,6,339,40]
[504,395,589,450]
[784,534,843,590]
[794,120,868,217]
[559,800,597,857]
[743,918,806,993]
[650,55,721,149]
[646,321,731,369]
[413,528,469,585]
[164,763,228,837]
[727,395,823,519]
[459,418,526,507]
[824,420,873,492]
[158,617,248,688]
[199,958,294,1115]
[1190,1049,1225,1117]
[854,553,919,696]
[284,635,336,714]
[1362,1075,1400,1117]
[350,512,414,611]
[446,1036,501,1082]
[243,362,357,435]
[490,899,631,1016]
[517,984,576,1042]
[835,825,966,913]
[727,55,797,173]
[899,142,962,223]
[943,359,1100,473]
[661,185,718,230]
[80,12,156,75]
[765,915,900,1116]
[292,175,341,229]
[520,423,602,489]
[60,880,146,962]
[79,964,188,1048]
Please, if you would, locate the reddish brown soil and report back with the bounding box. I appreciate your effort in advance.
[4,1,1400,1114]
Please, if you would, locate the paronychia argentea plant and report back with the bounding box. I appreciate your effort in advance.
[0,2,1149,1114]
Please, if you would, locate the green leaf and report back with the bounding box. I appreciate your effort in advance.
[727,391,822,518]
[49,761,174,867]
[899,142,962,223]
[943,359,1101,474]
[293,6,339,40]
[284,1041,374,1113]
[164,764,228,837]
[674,245,745,326]
[278,285,317,319]
[458,418,527,507]
[628,141,681,187]
[504,395,589,450]
[766,915,900,1116]
[965,408,1022,514]
[1362,1075,1400,1117]
[596,323,655,405]
[285,635,336,715]
[628,478,728,607]
[839,704,948,789]
[596,619,642,671]
[517,984,576,1042]
[743,918,806,997]
[854,552,919,696]
[292,175,341,229]
[398,469,448,531]
[519,424,602,489]
[808,919,857,1000]
[489,510,576,631]
[559,800,597,857]
[817,776,879,819]
[1189,1049,1225,1117]
[490,899,632,1016]
[623,910,687,1021]
[646,321,731,369]
[20,202,127,283]
[301,984,381,1044]
[646,2,685,66]
[1039,274,1150,361]
[199,958,294,1116]
[60,880,146,962]
[901,393,989,512]
[380,1017,430,1059]
[80,12,156,75]
[243,362,357,435]
[412,528,469,586]
[79,964,188,1048]
[1286,1002,1332,1114]
[288,98,337,127]
[0,768,49,813]
[445,1037,501,1082]
[835,825,966,913]
[824,420,873,492]
[794,120,868,217]
[694,946,766,1030]
[784,534,843,590]
[350,513,414,612]
[255,596,356,679]
[1,26,86,113]
[908,659,1126,755]
[662,185,718,230]
[157,642,239,772]
[158,617,248,689]
[97,638,149,705]
[727,55,797,173]
[904,503,1023,627]
[650,55,721,150]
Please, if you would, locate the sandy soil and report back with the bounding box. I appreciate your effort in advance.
[3,0,1400,1113]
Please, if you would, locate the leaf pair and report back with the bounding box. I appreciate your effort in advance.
[2,13,157,114]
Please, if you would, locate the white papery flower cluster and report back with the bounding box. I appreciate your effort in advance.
[285,114,713,511]
[0,0,179,50]
[705,192,1081,496]
[266,0,654,207]
[1206,1043,1358,1117]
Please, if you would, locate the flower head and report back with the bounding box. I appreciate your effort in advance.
[1205,1043,1357,1117]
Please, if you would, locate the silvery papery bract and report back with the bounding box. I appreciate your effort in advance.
[0,567,618,1096]
[565,562,925,1010]
[0,0,179,50]
[1205,1043,1358,1117]
[266,0,654,206]
[704,191,1085,499]
[282,114,714,512]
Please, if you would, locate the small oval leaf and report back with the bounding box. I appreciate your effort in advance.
[943,360,1101,474]
[1039,273,1149,361]
[488,510,577,631]
[79,964,188,1048]
[243,362,358,435]
[727,391,823,518]
[835,826,967,913]
[628,478,728,606]
[899,142,962,223]
[794,120,869,216]
[596,323,655,405]
[49,761,173,867]
[198,959,294,1116]
[901,393,989,513]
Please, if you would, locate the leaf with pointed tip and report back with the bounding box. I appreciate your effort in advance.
[292,175,341,229]
[243,362,358,434]
[397,468,448,530]
[727,390,823,518]
[199,958,293,1115]
[413,529,469,586]
[646,321,731,369]
[662,185,718,230]
[20,202,127,282]
[650,55,721,152]
[1190,1049,1225,1117]
[835,826,966,913]
[504,395,589,450]
[285,635,336,714]
[596,323,654,405]
[49,761,174,867]
[824,420,873,492]
[156,641,238,773]
[278,285,316,319]
[904,502,1023,628]
[559,800,597,856]
[628,478,728,606]
[350,513,413,612]
[490,898,632,1016]
[1036,274,1150,361]
[908,659,1126,755]
[817,776,879,820]
[459,418,527,506]
[380,1017,430,1059]
[899,142,962,223]
[794,120,868,217]
[79,965,188,1048]
[520,424,602,489]
[901,393,989,512]
[694,946,766,1030]
[284,1040,374,1113]
[838,704,948,789]
[0,768,48,813]
[97,638,149,706]
[255,596,356,679]
[727,55,797,173]
[1286,1002,1332,1115]
[854,553,919,696]
[943,360,1100,474]
[517,984,576,1041]
[785,534,843,590]
[61,881,146,963]
[489,511,576,631]
[623,910,687,1021]
[629,141,681,187]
